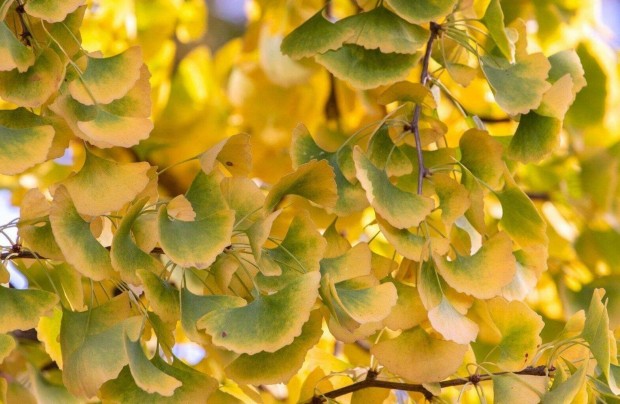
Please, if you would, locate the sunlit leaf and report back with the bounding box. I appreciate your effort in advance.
[332,280,398,325]
[24,0,85,23]
[221,177,264,230]
[0,21,35,72]
[69,47,142,105]
[433,173,470,227]
[385,0,458,24]
[137,269,178,328]
[49,186,115,281]
[368,125,413,177]
[497,181,547,248]
[198,272,320,354]
[376,215,425,261]
[62,149,150,216]
[60,293,142,398]
[566,43,606,128]
[225,310,322,385]
[281,8,353,59]
[428,296,479,344]
[508,111,562,163]
[501,245,547,301]
[320,242,371,283]
[199,133,252,176]
[0,48,65,107]
[36,307,63,368]
[481,54,551,115]
[377,80,436,107]
[166,195,196,221]
[434,232,516,299]
[354,147,433,229]
[341,6,429,54]
[494,373,548,404]
[459,128,505,189]
[124,334,181,396]
[0,333,15,362]
[371,326,467,383]
[316,44,419,89]
[382,280,426,331]
[482,0,514,62]
[17,189,64,261]
[265,159,337,211]
[548,50,587,95]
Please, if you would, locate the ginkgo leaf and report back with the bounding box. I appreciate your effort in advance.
[100,356,218,403]
[101,64,152,118]
[371,326,467,383]
[315,45,419,89]
[166,195,196,221]
[428,296,479,344]
[0,48,65,107]
[281,8,353,59]
[49,186,115,281]
[340,6,429,54]
[200,133,252,176]
[501,245,547,301]
[459,129,505,189]
[494,373,548,404]
[198,272,320,354]
[332,281,398,325]
[376,215,425,261]
[536,75,575,119]
[0,286,58,333]
[18,192,63,262]
[220,177,265,230]
[382,280,427,330]
[0,117,54,175]
[497,181,548,248]
[225,310,322,385]
[265,159,337,211]
[368,125,413,177]
[433,173,470,227]
[354,147,434,229]
[124,334,182,396]
[246,210,281,262]
[158,206,234,268]
[548,50,587,95]
[385,0,457,24]
[62,149,150,216]
[481,54,551,115]
[320,243,371,283]
[541,365,586,403]
[36,308,63,368]
[77,108,154,148]
[68,47,142,105]
[582,288,619,394]
[434,232,516,299]
[0,22,35,72]
[180,287,245,344]
[508,111,562,163]
[184,171,228,218]
[478,298,544,371]
[24,0,85,22]
[60,293,142,398]
[482,0,514,62]
[377,80,436,107]
[137,269,178,328]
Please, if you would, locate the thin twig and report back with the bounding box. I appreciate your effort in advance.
[411,22,442,195]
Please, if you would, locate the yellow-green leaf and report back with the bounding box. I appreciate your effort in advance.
[459,128,505,189]
[494,373,548,404]
[482,0,514,62]
[24,0,85,22]
[0,287,58,334]
[382,280,427,331]
[385,0,457,24]
[428,296,479,344]
[433,173,470,227]
[371,326,467,383]
[541,365,586,403]
[198,272,320,354]
[0,22,34,72]
[376,215,425,261]
[368,125,413,177]
[138,269,179,328]
[199,133,252,176]
[434,232,516,299]
[0,334,16,362]
[377,80,436,107]
[36,307,63,368]
[18,190,64,261]
[497,181,548,248]
[354,147,434,229]
[508,111,562,163]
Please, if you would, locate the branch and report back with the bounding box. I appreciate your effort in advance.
[309,365,549,403]
[411,22,442,195]
[1,246,165,261]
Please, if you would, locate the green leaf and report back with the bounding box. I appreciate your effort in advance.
[112,200,165,284]
[24,0,85,22]
[548,50,587,95]
[320,243,371,283]
[367,125,413,177]
[62,149,151,216]
[340,6,429,54]
[29,366,81,404]
[497,181,548,248]
[0,21,35,72]
[385,0,458,24]
[566,43,606,128]
[315,44,419,89]
[433,173,470,227]
[371,326,467,383]
[138,269,179,328]
[69,47,142,105]
[481,53,551,115]
[0,48,65,107]
[281,8,354,59]
[376,215,425,261]
[434,232,516,299]
[493,373,548,404]
[49,186,115,281]
[100,356,218,403]
[199,133,252,176]
[198,272,320,354]
[265,159,337,211]
[508,111,562,163]
[60,293,142,398]
[221,176,264,230]
[225,310,322,385]
[459,128,505,189]
[333,280,398,324]
[124,334,182,396]
[0,286,59,333]
[377,81,436,107]
[0,112,55,175]
[0,334,16,362]
[482,0,514,62]
[354,147,434,229]
[541,365,586,403]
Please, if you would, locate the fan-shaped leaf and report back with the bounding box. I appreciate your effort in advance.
[354,147,434,229]
[377,80,436,107]
[508,111,562,163]
[459,128,505,189]
[0,22,34,72]
[0,48,65,107]
[221,177,264,230]
[494,373,548,404]
[482,0,514,62]
[371,326,467,383]
[376,215,425,261]
[368,125,413,177]
[124,334,181,396]
[49,186,115,280]
[198,272,320,354]
[385,0,457,24]
[68,47,142,105]
[225,310,322,385]
[434,232,516,299]
[24,0,85,22]
[0,334,15,363]
[137,269,178,328]
[316,44,419,89]
[200,133,252,176]
[428,296,479,344]
[383,280,427,331]
[497,181,548,248]
[433,173,470,227]
[0,286,58,333]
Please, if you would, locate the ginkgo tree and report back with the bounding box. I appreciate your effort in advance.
[0,0,619,402]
